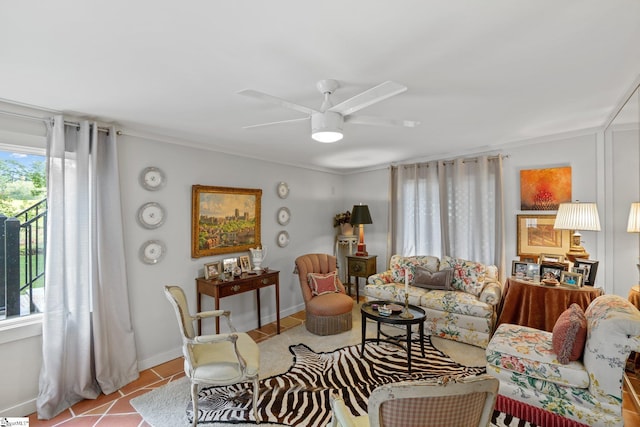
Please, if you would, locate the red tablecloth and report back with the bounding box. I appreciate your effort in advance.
[496,277,603,332]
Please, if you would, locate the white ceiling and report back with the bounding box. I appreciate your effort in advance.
[1,1,639,173]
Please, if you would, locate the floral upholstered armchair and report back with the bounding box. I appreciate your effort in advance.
[487,294,640,427]
[365,255,503,348]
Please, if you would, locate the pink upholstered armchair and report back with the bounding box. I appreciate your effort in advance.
[295,253,354,335]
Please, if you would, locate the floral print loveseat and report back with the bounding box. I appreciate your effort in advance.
[486,294,640,427]
[365,255,503,348]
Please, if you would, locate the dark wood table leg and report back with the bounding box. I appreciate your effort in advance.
[419,322,425,357]
[406,323,412,374]
[256,288,262,329]
[215,296,220,334]
[361,312,366,355]
[275,281,280,334]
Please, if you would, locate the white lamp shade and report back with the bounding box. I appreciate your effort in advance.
[311,111,344,143]
[554,202,601,231]
[628,202,640,232]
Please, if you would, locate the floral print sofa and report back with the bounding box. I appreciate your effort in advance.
[365,255,503,348]
[486,294,640,427]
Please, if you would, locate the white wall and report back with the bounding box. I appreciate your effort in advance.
[117,134,348,369]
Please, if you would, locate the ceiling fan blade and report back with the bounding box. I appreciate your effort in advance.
[345,115,420,128]
[328,81,407,116]
[238,89,319,115]
[243,117,309,129]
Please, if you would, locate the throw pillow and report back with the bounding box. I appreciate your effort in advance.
[307,272,339,296]
[552,303,587,364]
[412,266,453,291]
[440,256,486,297]
[390,255,440,283]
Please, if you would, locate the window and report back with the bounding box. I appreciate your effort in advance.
[0,148,47,321]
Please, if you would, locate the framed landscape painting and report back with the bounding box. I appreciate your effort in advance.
[191,185,262,258]
[517,214,571,256]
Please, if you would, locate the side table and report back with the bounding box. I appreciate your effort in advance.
[496,276,603,332]
[346,255,376,301]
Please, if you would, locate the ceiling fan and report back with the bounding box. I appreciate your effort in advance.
[238,79,419,143]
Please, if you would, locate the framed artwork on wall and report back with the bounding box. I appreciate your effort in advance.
[517,214,571,256]
[191,185,262,258]
[520,166,572,210]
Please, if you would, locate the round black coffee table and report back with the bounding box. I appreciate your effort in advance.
[360,300,426,373]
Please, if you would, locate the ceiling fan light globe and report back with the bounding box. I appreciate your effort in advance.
[311,111,344,143]
[312,131,343,143]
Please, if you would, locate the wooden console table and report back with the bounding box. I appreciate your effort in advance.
[196,270,280,334]
[496,276,603,332]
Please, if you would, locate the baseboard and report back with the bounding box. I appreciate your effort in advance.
[138,346,182,371]
[0,397,36,418]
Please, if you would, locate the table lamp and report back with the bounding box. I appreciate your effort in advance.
[628,202,640,284]
[553,201,601,262]
[350,204,373,256]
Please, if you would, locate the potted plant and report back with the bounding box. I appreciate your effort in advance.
[334,210,353,235]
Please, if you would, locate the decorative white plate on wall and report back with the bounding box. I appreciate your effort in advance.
[139,240,166,264]
[139,166,166,191]
[137,202,166,229]
[277,182,289,199]
[277,230,290,247]
[277,207,291,225]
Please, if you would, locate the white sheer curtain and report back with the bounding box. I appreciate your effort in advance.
[390,155,505,278]
[37,116,138,419]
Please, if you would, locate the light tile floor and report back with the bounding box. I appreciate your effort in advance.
[26,307,640,426]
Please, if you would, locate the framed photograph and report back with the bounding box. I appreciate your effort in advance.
[191,185,262,258]
[517,214,571,256]
[204,261,221,280]
[540,253,564,263]
[223,257,238,273]
[512,260,528,277]
[560,271,583,288]
[540,262,568,281]
[573,259,599,286]
[571,266,588,282]
[239,255,251,272]
[519,254,539,263]
[526,263,541,279]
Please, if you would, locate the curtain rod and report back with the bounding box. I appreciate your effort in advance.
[395,154,509,168]
[0,108,114,134]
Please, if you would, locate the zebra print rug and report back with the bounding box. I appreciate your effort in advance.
[190,337,536,426]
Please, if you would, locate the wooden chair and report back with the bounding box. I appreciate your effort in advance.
[329,375,499,427]
[164,285,260,426]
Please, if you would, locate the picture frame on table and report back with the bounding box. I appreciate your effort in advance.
[223,257,238,273]
[204,261,222,280]
[540,253,565,263]
[540,262,568,281]
[519,254,539,263]
[560,271,583,288]
[512,260,528,278]
[191,185,262,258]
[573,259,599,286]
[517,214,571,256]
[571,266,588,282]
[239,255,251,272]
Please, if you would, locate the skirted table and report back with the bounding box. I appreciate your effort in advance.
[496,276,603,332]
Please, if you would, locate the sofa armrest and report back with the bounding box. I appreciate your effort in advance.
[479,280,502,306]
[368,270,394,285]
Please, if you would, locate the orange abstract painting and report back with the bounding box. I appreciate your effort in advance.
[520,166,571,210]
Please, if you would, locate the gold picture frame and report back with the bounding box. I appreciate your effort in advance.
[516,214,571,256]
[191,185,262,258]
[560,271,583,288]
[239,255,251,272]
